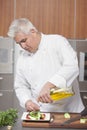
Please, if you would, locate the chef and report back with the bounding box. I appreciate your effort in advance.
[7,18,84,113]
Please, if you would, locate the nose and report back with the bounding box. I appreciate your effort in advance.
[20,42,27,49]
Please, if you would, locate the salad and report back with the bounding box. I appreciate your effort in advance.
[26,111,45,120]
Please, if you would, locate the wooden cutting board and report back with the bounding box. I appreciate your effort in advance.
[22,112,87,129]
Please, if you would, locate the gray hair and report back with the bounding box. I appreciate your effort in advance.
[7,18,37,38]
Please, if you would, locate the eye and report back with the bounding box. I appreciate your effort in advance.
[16,38,27,44]
[21,38,27,43]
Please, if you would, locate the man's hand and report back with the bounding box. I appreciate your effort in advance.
[25,100,40,111]
[37,82,56,103]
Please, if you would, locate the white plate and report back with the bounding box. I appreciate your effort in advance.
[21,112,51,122]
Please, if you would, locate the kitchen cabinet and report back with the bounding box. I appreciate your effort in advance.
[15,0,75,38]
[68,40,87,107]
[0,0,14,36]
[80,92,87,107]
[0,74,14,111]
[75,0,87,39]
[0,37,14,111]
[0,0,87,39]
[75,40,87,92]
[0,90,13,110]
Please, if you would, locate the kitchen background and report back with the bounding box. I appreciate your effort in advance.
[0,0,87,113]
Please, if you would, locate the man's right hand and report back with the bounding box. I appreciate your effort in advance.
[25,100,40,111]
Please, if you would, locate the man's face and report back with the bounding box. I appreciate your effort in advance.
[14,30,40,53]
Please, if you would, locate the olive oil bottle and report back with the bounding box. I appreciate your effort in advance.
[50,87,74,101]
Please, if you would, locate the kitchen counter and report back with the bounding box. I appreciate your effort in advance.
[0,124,85,130]
[1,112,87,130]
[0,122,85,130]
[11,118,87,130]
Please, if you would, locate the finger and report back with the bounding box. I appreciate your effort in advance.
[43,95,53,103]
[38,94,53,103]
[27,106,34,111]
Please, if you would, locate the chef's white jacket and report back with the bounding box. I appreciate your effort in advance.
[14,33,84,112]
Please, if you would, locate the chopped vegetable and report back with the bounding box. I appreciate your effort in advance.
[64,113,70,119]
[80,118,87,124]
[26,111,45,120]
[29,111,41,120]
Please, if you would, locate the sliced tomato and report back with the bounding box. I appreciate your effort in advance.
[26,114,30,119]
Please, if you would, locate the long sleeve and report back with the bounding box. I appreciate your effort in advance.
[48,37,79,88]
[14,57,32,108]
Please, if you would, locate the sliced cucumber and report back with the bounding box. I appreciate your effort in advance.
[64,113,70,118]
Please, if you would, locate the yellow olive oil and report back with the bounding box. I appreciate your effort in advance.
[50,88,74,101]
